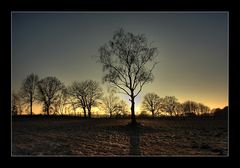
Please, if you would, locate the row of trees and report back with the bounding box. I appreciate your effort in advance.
[12,73,216,118]
[11,73,130,118]
[141,93,211,117]
[12,73,227,119]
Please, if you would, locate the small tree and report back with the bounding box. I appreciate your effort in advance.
[101,88,120,118]
[37,76,65,115]
[198,103,211,115]
[52,88,69,115]
[20,73,39,115]
[173,102,183,116]
[68,80,103,118]
[183,101,191,115]
[98,28,158,125]
[68,81,88,117]
[182,100,199,116]
[115,100,129,118]
[162,96,178,116]
[142,93,162,118]
[85,80,103,118]
[12,91,23,116]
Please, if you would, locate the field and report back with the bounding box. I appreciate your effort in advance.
[12,116,228,156]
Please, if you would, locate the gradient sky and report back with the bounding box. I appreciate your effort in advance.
[12,12,228,113]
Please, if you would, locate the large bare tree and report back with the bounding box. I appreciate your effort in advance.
[98,28,158,125]
[37,76,64,115]
[20,73,39,115]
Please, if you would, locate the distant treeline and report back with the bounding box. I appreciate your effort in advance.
[139,106,228,119]
[12,73,227,119]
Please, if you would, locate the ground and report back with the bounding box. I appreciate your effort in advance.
[12,117,228,156]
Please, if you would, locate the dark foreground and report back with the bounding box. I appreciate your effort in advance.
[12,117,228,156]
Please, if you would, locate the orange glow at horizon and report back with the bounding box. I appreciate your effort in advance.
[25,98,227,116]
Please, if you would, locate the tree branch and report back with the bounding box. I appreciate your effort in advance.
[134,62,158,98]
[111,80,131,97]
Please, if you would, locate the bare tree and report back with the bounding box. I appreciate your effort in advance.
[19,73,39,115]
[101,88,120,118]
[85,80,103,118]
[116,100,129,117]
[98,28,158,125]
[182,100,199,116]
[142,93,162,118]
[69,97,80,116]
[12,91,23,116]
[189,101,198,115]
[162,96,179,116]
[174,102,184,116]
[182,101,191,115]
[68,80,103,118]
[198,103,211,115]
[68,81,88,117]
[37,76,65,116]
[52,88,69,115]
[115,100,129,118]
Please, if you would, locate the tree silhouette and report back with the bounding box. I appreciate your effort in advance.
[98,28,158,125]
[68,96,80,116]
[198,103,211,115]
[213,106,228,118]
[85,80,103,118]
[12,91,23,116]
[182,100,199,116]
[115,100,129,118]
[142,93,162,118]
[52,88,69,115]
[68,81,88,117]
[68,80,103,118]
[20,73,39,115]
[173,102,184,116]
[101,88,120,118]
[162,96,179,116]
[37,76,65,116]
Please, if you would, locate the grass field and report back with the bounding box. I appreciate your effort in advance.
[12,116,228,156]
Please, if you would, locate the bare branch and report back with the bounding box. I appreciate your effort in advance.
[111,80,131,97]
[134,62,158,97]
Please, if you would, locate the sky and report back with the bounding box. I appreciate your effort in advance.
[12,12,228,113]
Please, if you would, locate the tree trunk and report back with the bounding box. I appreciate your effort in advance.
[151,110,154,118]
[47,106,49,116]
[130,96,137,126]
[46,100,50,116]
[88,109,91,118]
[87,106,92,118]
[83,107,87,118]
[110,110,112,118]
[30,100,33,115]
